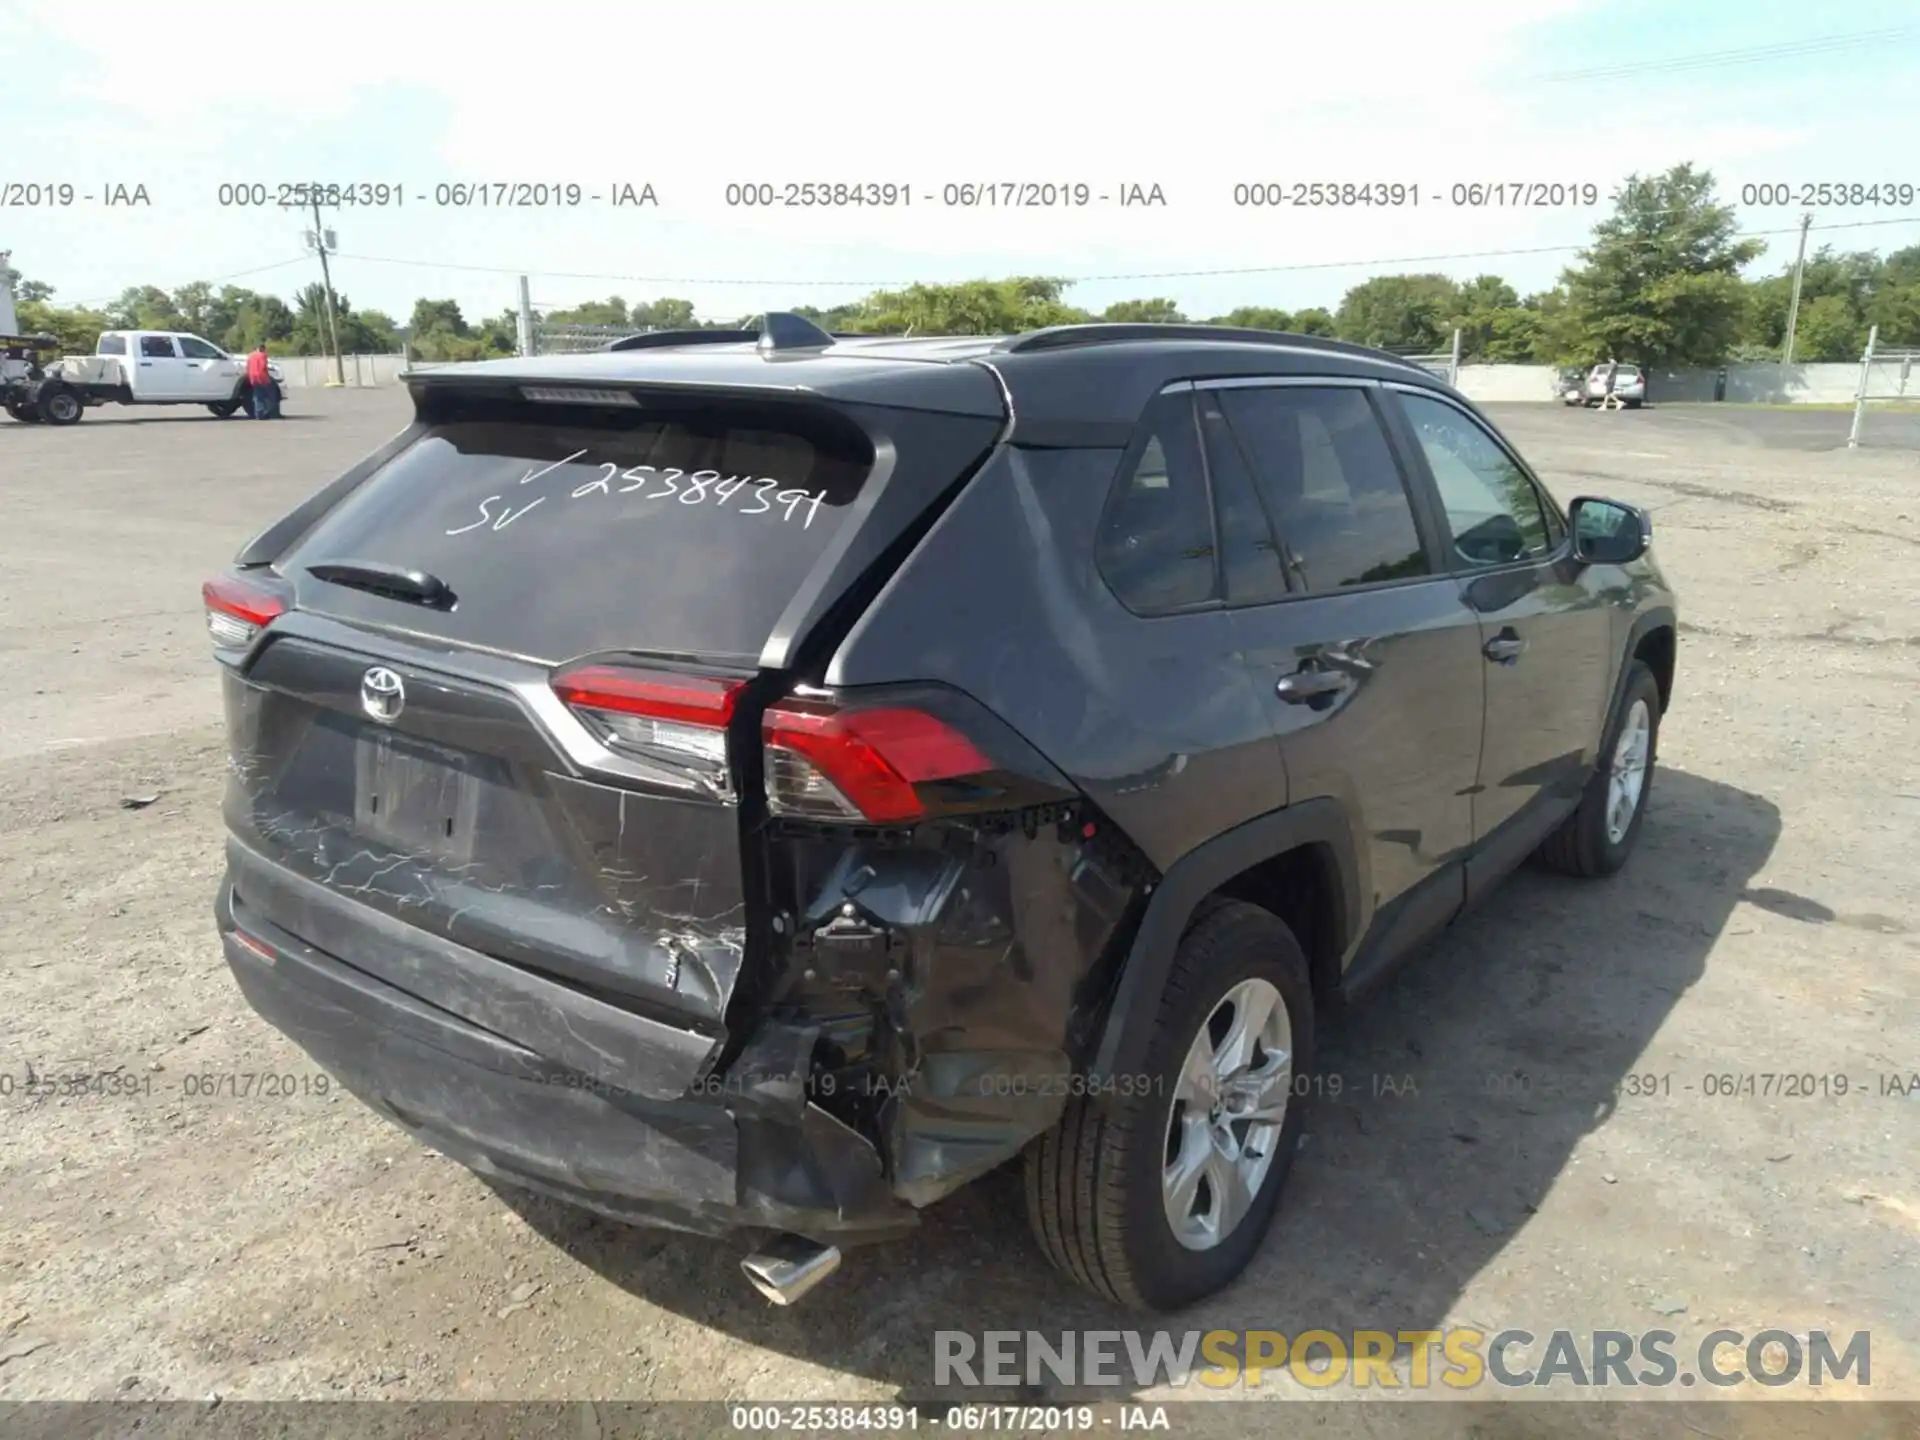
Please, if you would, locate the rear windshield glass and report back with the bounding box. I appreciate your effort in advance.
[278,397,874,664]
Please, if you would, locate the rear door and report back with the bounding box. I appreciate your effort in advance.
[223,385,1001,1038]
[1385,386,1614,891]
[1204,378,1485,962]
[132,333,190,398]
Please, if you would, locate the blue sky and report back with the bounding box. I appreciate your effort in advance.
[3,1,1918,329]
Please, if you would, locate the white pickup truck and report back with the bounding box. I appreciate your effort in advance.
[5,330,285,424]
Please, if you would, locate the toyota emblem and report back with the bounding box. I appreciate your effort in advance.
[360,666,405,723]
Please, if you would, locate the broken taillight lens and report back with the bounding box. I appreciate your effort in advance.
[552,663,744,795]
[202,575,286,649]
[762,699,995,824]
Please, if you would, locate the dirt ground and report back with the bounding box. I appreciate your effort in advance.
[0,391,1915,1429]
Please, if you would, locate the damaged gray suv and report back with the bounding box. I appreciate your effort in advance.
[207,315,1676,1312]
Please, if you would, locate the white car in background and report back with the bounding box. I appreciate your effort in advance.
[1584,363,1646,408]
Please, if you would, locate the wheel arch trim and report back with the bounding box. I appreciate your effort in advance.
[1085,797,1361,1094]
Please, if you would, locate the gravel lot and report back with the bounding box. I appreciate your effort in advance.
[1,391,1915,1430]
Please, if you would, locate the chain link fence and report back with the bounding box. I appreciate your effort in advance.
[1389,328,1462,385]
[529,321,636,355]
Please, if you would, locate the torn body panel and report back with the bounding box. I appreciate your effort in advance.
[764,808,1148,1210]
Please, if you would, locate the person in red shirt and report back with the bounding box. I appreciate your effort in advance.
[246,342,277,419]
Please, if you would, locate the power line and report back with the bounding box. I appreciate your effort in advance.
[1530,26,1916,84]
[333,214,1920,291]
[65,255,311,309]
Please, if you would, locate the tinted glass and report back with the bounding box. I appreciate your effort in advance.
[1216,387,1429,591]
[278,400,874,664]
[1196,393,1289,606]
[178,335,223,359]
[1398,393,1552,567]
[97,334,127,356]
[1096,391,1217,612]
[139,335,178,358]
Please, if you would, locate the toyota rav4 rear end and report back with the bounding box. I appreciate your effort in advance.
[207,331,1138,1293]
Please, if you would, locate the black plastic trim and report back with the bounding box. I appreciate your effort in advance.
[1085,797,1360,1094]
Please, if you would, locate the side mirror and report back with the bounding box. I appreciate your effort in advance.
[1570,496,1651,565]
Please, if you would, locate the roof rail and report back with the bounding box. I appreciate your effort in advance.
[604,328,757,351]
[994,323,1430,373]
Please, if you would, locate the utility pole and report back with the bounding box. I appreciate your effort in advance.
[517,275,535,357]
[1781,211,1813,366]
[303,196,347,386]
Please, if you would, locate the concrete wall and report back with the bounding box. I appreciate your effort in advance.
[268,352,1912,405]
[1453,360,1904,404]
[272,353,413,387]
[1455,364,1562,402]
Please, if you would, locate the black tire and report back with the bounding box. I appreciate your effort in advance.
[1536,660,1661,878]
[5,399,40,423]
[1023,900,1315,1312]
[1625,399,1643,410]
[36,384,83,425]
[207,399,241,418]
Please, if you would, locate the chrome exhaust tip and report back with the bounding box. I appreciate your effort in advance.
[741,1234,842,1306]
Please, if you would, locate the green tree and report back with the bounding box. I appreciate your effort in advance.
[838,277,1090,335]
[1867,283,1920,347]
[409,298,470,339]
[355,309,403,351]
[1743,247,1881,357]
[1290,307,1335,337]
[225,294,295,351]
[546,296,630,326]
[16,298,111,354]
[1482,307,1545,362]
[1880,245,1920,290]
[1792,293,1864,361]
[791,302,866,331]
[474,309,519,355]
[1101,298,1186,324]
[106,285,185,331]
[630,298,701,330]
[1450,274,1521,360]
[1556,163,1761,367]
[1207,306,1293,330]
[1335,274,1461,352]
[18,279,55,304]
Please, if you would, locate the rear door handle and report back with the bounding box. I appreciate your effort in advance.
[1484,631,1526,664]
[1276,668,1354,702]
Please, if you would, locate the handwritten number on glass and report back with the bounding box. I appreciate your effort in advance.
[448,456,828,537]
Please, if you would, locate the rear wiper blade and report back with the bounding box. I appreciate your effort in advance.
[305,559,456,610]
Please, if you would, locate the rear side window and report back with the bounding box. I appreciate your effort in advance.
[178,335,223,359]
[1096,391,1217,613]
[97,334,127,356]
[139,335,177,358]
[1196,393,1290,606]
[1216,387,1430,591]
[278,399,875,664]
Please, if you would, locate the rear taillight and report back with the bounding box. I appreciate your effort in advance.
[762,699,995,824]
[202,575,286,649]
[552,663,744,796]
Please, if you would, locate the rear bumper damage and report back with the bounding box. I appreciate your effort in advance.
[216,852,915,1245]
[216,806,1143,1246]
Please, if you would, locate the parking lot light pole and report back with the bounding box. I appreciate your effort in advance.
[1847,324,1877,449]
[1781,211,1813,366]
